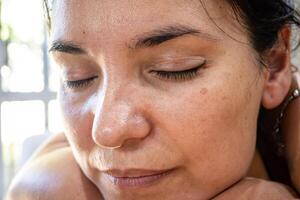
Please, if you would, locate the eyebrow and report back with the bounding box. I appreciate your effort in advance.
[49,24,219,54]
[132,24,219,48]
[49,41,86,54]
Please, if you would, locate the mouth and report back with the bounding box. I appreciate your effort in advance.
[103,168,176,188]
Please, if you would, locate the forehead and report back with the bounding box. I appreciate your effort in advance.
[50,0,245,49]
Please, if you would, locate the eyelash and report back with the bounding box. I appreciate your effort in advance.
[64,76,98,89]
[151,65,202,81]
[64,65,203,89]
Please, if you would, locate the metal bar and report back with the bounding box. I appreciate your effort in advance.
[0,0,4,196]
[0,0,2,37]
[43,30,49,92]
[0,101,3,199]
[0,92,56,102]
[43,28,50,131]
[44,100,49,131]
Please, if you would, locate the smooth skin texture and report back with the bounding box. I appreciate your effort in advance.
[6,0,298,199]
[6,135,103,200]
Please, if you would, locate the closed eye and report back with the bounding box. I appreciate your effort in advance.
[150,65,204,81]
[64,76,98,89]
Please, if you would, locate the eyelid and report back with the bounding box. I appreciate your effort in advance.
[150,62,205,82]
[149,57,206,71]
[63,76,98,89]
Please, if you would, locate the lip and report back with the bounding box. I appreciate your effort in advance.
[103,168,175,188]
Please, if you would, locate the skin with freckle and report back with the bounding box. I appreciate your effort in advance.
[50,1,265,199]
[7,0,298,200]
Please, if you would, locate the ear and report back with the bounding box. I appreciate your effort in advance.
[261,26,293,109]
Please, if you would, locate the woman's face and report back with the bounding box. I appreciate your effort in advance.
[51,0,267,199]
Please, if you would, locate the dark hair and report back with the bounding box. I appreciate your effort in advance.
[226,0,300,53]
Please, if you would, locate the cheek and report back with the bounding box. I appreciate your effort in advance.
[155,70,261,191]
[58,90,95,164]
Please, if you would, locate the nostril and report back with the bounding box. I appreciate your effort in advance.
[92,114,152,150]
[92,99,152,149]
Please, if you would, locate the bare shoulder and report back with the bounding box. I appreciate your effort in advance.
[213,178,298,200]
[6,134,103,200]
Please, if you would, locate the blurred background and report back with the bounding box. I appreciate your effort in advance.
[0,0,299,199]
[0,0,63,198]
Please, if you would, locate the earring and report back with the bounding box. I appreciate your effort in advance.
[273,88,300,155]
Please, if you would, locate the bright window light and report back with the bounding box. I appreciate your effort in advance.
[1,101,46,145]
[48,100,64,134]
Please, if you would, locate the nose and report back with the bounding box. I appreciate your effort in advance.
[92,88,151,149]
